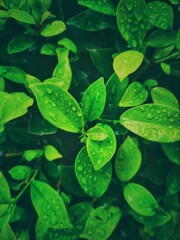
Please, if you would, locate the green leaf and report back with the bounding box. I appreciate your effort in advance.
[0,10,9,18]
[58,38,77,54]
[115,136,141,182]
[176,28,180,50]
[9,9,36,24]
[23,149,43,162]
[143,79,158,91]
[0,92,34,125]
[8,165,33,181]
[30,180,73,229]
[87,123,116,170]
[0,223,17,240]
[44,145,62,161]
[7,35,35,54]
[160,62,171,75]
[161,142,180,165]
[151,87,179,110]
[124,183,159,216]
[80,205,121,240]
[153,45,174,61]
[116,0,148,47]
[119,82,148,107]
[0,171,11,203]
[147,1,174,30]
[75,147,112,197]
[41,20,66,37]
[29,83,84,133]
[167,166,180,194]
[120,104,180,143]
[40,44,56,56]
[67,9,115,32]
[78,0,116,16]
[1,66,26,84]
[81,77,106,122]
[43,227,81,240]
[87,126,108,141]
[113,50,144,81]
[0,77,5,91]
[0,203,15,229]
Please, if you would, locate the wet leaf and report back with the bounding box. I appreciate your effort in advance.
[78,0,116,16]
[41,20,66,37]
[87,123,116,170]
[29,83,84,133]
[30,180,73,229]
[124,183,159,216]
[115,136,141,182]
[117,0,148,47]
[9,9,36,24]
[0,171,11,203]
[167,166,180,194]
[113,50,144,81]
[120,104,180,143]
[75,147,112,197]
[119,82,148,107]
[161,142,180,165]
[81,77,106,122]
[8,165,33,181]
[87,126,108,141]
[44,145,62,161]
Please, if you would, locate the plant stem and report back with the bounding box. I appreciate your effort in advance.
[154,51,180,63]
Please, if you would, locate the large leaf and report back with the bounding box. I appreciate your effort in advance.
[0,171,11,204]
[161,142,180,165]
[78,0,116,16]
[9,9,36,24]
[75,147,112,197]
[116,0,148,47]
[81,77,106,122]
[113,50,144,81]
[0,92,34,125]
[87,123,116,170]
[30,180,73,229]
[115,136,142,182]
[29,83,84,133]
[120,104,180,143]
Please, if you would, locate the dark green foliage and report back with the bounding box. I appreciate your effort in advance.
[0,0,180,239]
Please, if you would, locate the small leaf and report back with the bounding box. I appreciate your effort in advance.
[75,147,112,197]
[0,171,11,203]
[23,149,43,162]
[44,145,62,161]
[8,165,33,181]
[87,126,108,141]
[7,35,36,54]
[160,62,171,75]
[40,44,56,56]
[30,180,73,229]
[151,87,179,109]
[143,79,158,91]
[58,38,77,53]
[115,136,141,182]
[0,92,34,125]
[116,0,148,47]
[78,0,116,16]
[119,82,148,107]
[29,83,84,133]
[120,104,180,143]
[9,9,36,25]
[167,166,180,194]
[147,1,174,30]
[113,50,144,81]
[81,77,106,122]
[80,205,121,240]
[161,142,180,165]
[41,20,66,37]
[1,66,26,84]
[124,183,159,216]
[87,123,116,170]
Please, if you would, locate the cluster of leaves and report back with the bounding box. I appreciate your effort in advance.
[0,0,180,239]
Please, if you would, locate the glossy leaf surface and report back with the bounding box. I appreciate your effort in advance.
[87,125,108,141]
[23,149,43,162]
[8,165,33,181]
[9,9,36,24]
[44,145,62,161]
[41,20,66,37]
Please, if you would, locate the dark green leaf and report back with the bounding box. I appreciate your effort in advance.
[41,20,66,37]
[87,126,108,141]
[75,147,112,197]
[167,166,180,194]
[9,9,36,24]
[29,83,84,133]
[176,28,180,50]
[120,104,180,143]
[44,145,62,161]
[8,165,33,181]
[161,142,180,165]
[0,223,17,240]
[0,171,11,203]
[115,136,141,182]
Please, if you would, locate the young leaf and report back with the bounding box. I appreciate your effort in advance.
[124,183,159,216]
[80,206,122,240]
[167,166,180,194]
[0,171,11,203]
[120,104,180,143]
[40,44,56,56]
[1,66,26,84]
[161,142,180,165]
[119,82,148,107]
[0,92,34,125]
[87,126,108,141]
[160,62,171,75]
[151,87,179,110]
[147,1,174,30]
[9,9,36,25]
[29,83,84,133]
[23,149,43,162]
[87,123,116,170]
[44,145,62,161]
[115,136,141,182]
[30,180,73,229]
[81,77,106,122]
[75,147,112,197]
[8,165,33,181]
[7,35,36,54]
[113,50,144,81]
[116,0,148,47]
[78,0,116,16]
[41,20,66,37]
[58,38,77,54]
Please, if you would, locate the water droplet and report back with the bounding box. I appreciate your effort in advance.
[127,4,133,11]
[123,32,130,41]
[131,39,137,48]
[98,0,102,6]
[174,113,179,118]
[77,165,83,171]
[147,113,154,120]
[111,86,116,95]
[72,106,76,111]
[98,159,102,165]
[46,204,51,210]
[135,13,143,22]
[169,118,175,123]
[77,111,82,117]
[168,126,173,130]
[47,88,53,94]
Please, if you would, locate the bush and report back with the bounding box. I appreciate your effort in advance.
[0,0,180,239]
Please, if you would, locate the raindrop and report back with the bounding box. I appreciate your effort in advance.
[135,13,143,22]
[131,39,137,48]
[127,4,133,11]
[168,126,173,130]
[72,106,76,111]
[46,204,51,210]
[77,111,82,117]
[47,88,53,94]
[111,86,116,95]
[123,32,130,41]
[169,118,175,123]
[77,165,83,171]
[174,113,179,118]
[147,113,154,120]
[98,0,102,6]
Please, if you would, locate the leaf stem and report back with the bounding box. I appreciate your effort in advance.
[154,51,180,63]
